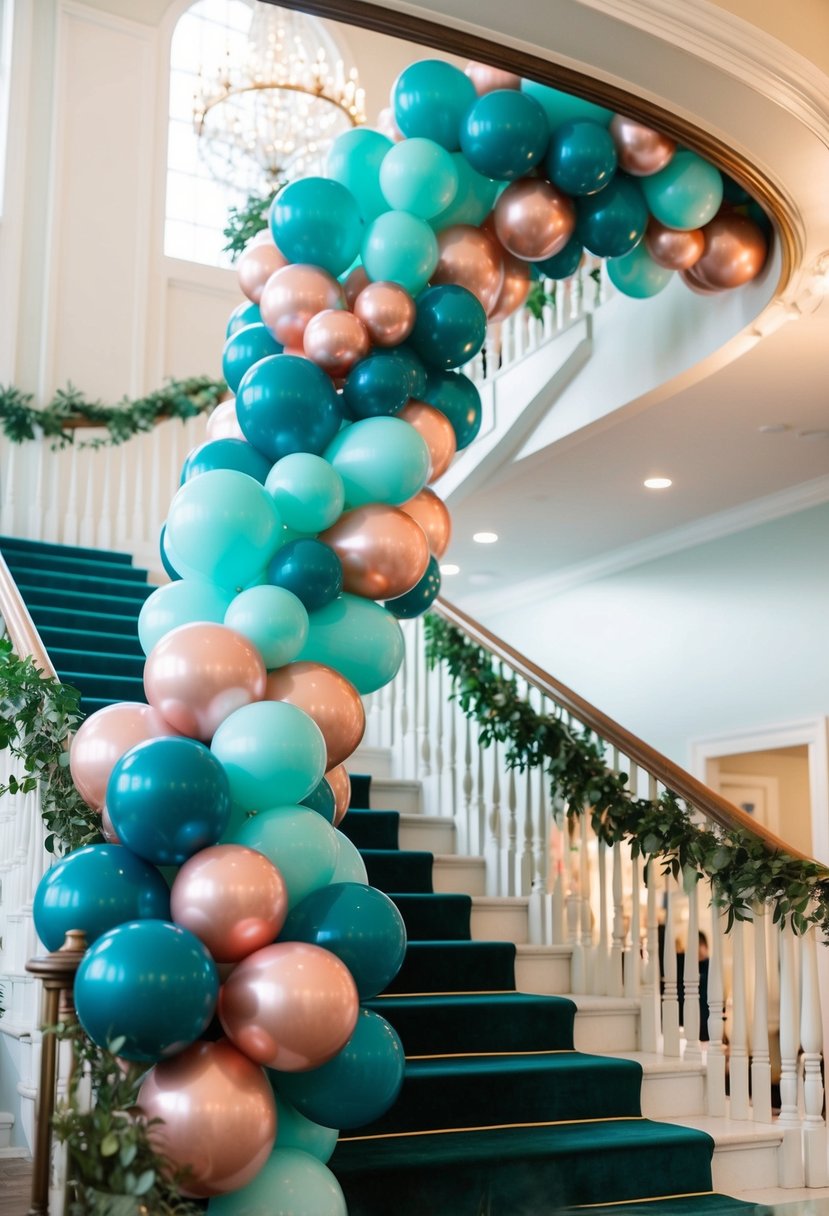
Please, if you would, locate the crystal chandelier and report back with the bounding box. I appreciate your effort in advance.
[193,2,365,196]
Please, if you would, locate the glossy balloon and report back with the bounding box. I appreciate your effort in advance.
[644,218,704,270]
[386,554,442,619]
[694,212,768,289]
[301,778,337,823]
[465,60,521,95]
[207,1147,346,1215]
[159,522,182,581]
[640,150,723,231]
[222,324,283,395]
[226,300,262,339]
[399,401,457,482]
[520,79,612,130]
[461,89,549,181]
[410,284,487,371]
[210,700,327,811]
[329,831,367,880]
[232,805,341,909]
[606,243,674,299]
[535,235,584,280]
[237,239,288,305]
[270,178,362,277]
[421,370,482,449]
[342,350,411,419]
[431,224,504,314]
[259,264,345,350]
[326,127,393,225]
[326,766,352,827]
[494,178,576,262]
[393,345,429,399]
[272,1094,339,1162]
[392,59,476,150]
[399,486,452,557]
[575,174,649,258]
[138,580,234,657]
[298,594,405,695]
[236,355,342,464]
[265,661,365,770]
[342,265,370,308]
[353,281,416,348]
[488,248,531,320]
[266,539,343,612]
[265,453,344,534]
[362,211,439,295]
[206,398,246,442]
[610,114,676,177]
[431,153,500,232]
[302,310,370,379]
[325,416,430,508]
[319,504,430,602]
[379,136,458,219]
[181,438,271,486]
[70,702,180,810]
[225,585,309,670]
[546,119,617,196]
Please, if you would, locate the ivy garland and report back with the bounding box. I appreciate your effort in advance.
[223,187,282,261]
[424,615,829,936]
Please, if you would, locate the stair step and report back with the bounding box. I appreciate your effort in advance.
[4,550,148,583]
[0,535,133,565]
[350,746,392,780]
[570,994,640,1054]
[38,627,144,657]
[28,605,143,636]
[606,1051,707,1119]
[470,897,529,945]
[370,779,422,815]
[662,1114,783,1193]
[12,573,153,602]
[48,648,145,678]
[367,992,576,1057]
[388,894,471,941]
[386,940,516,995]
[56,670,145,702]
[432,855,486,896]
[15,584,148,615]
[515,945,573,996]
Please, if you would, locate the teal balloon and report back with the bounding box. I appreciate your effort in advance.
[298,594,404,695]
[74,919,217,1062]
[207,1147,346,1216]
[301,779,336,824]
[107,737,232,866]
[282,883,406,1000]
[721,174,751,206]
[232,806,339,908]
[640,149,723,231]
[362,211,439,295]
[546,120,617,196]
[326,127,393,224]
[33,844,169,953]
[159,523,181,582]
[379,137,458,220]
[535,235,584,280]
[342,351,411,419]
[265,453,344,533]
[270,178,362,277]
[236,355,343,464]
[226,299,262,338]
[181,438,271,486]
[266,539,342,612]
[225,585,309,669]
[386,555,441,619]
[432,153,500,231]
[576,174,648,258]
[460,90,549,181]
[392,59,476,151]
[394,345,429,398]
[331,833,368,884]
[274,1009,404,1129]
[606,243,673,299]
[410,284,487,371]
[138,579,233,655]
[273,1094,338,1162]
[520,79,612,130]
[422,370,482,449]
[324,417,430,508]
[166,469,282,591]
[210,701,326,812]
[222,323,282,394]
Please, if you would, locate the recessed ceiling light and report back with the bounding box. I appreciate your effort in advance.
[473,531,499,544]
[440,563,460,575]
[758,423,791,434]
[796,429,829,440]
[643,477,672,490]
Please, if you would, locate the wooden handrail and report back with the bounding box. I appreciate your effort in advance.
[0,551,57,679]
[435,597,815,863]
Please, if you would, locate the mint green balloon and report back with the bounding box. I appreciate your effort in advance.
[379,137,459,220]
[206,1147,346,1216]
[298,594,404,695]
[607,244,673,299]
[210,701,326,812]
[324,417,430,508]
[225,585,309,669]
[326,127,393,224]
[272,1092,339,1162]
[265,453,344,533]
[432,153,500,231]
[521,79,612,129]
[640,150,723,231]
[331,832,368,884]
[362,211,439,294]
[232,806,339,908]
[138,579,234,656]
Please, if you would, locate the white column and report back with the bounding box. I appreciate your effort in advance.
[750,903,772,1123]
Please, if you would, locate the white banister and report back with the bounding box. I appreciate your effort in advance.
[683,874,701,1064]
[729,918,751,1120]
[707,899,727,1117]
[662,879,680,1057]
[751,903,773,1123]
[800,927,827,1187]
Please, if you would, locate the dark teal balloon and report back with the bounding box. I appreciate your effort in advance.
[281,882,407,999]
[107,737,232,866]
[520,80,612,130]
[267,539,342,612]
[576,174,648,258]
[222,323,282,394]
[226,299,262,338]
[274,1009,404,1128]
[236,354,342,463]
[301,778,337,823]
[392,59,476,151]
[342,351,411,419]
[535,235,584,280]
[74,919,218,1062]
[410,285,487,371]
[546,120,617,197]
[386,555,441,619]
[394,345,429,398]
[421,370,482,449]
[180,438,271,486]
[270,177,362,277]
[721,174,751,206]
[460,90,549,181]
[33,844,170,952]
[159,523,181,582]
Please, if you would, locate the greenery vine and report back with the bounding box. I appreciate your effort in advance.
[424,615,829,936]
[223,187,281,261]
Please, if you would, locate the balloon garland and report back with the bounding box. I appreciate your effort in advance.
[33,57,770,1213]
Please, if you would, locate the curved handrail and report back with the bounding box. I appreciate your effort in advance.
[435,597,816,863]
[0,551,57,679]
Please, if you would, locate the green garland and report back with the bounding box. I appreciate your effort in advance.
[223,187,281,261]
[424,615,829,935]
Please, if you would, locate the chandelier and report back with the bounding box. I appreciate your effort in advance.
[193,3,365,196]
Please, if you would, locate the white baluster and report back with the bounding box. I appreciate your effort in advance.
[97,447,113,550]
[418,619,431,778]
[463,715,474,855]
[778,921,805,1187]
[567,814,585,993]
[729,918,750,1119]
[506,765,517,898]
[609,842,625,999]
[63,443,80,547]
[29,435,45,540]
[476,738,487,865]
[411,620,420,778]
[750,903,772,1122]
[625,848,641,999]
[683,873,701,1063]
[434,663,444,817]
[706,896,727,1117]
[801,927,827,1186]
[115,445,129,547]
[447,674,458,826]
[640,858,660,1053]
[663,879,680,1057]
[579,814,593,991]
[522,762,534,899]
[594,837,609,995]
[132,438,147,551]
[489,739,502,896]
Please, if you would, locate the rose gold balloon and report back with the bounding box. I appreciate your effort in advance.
[400,401,457,482]
[265,661,365,769]
[488,249,532,320]
[303,309,371,378]
[353,281,417,347]
[376,105,403,142]
[100,805,122,845]
[343,265,370,309]
[319,505,429,602]
[399,487,452,558]
[694,212,768,289]
[610,115,676,177]
[430,225,504,314]
[171,845,288,963]
[645,218,705,270]
[494,179,576,262]
[237,240,288,305]
[69,702,179,810]
[464,60,521,95]
[206,397,245,441]
[219,941,359,1071]
[260,264,345,349]
[680,265,723,295]
[138,1039,276,1197]
[144,622,266,742]
[327,765,351,825]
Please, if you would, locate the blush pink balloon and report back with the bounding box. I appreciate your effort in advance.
[144,622,266,742]
[237,239,288,305]
[319,504,430,603]
[138,1039,276,1198]
[206,398,245,441]
[376,106,404,142]
[343,265,370,309]
[303,309,371,378]
[610,115,676,177]
[680,264,723,295]
[488,249,532,320]
[431,225,504,314]
[69,702,180,810]
[399,487,452,558]
[400,401,457,482]
[260,264,345,349]
[219,941,359,1071]
[494,179,576,262]
[464,60,521,95]
[645,218,705,270]
[265,661,365,770]
[353,281,416,347]
[171,845,288,963]
[327,765,351,826]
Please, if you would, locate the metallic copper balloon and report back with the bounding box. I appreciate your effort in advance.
[237,238,288,305]
[645,218,705,270]
[319,504,430,602]
[327,765,351,826]
[610,114,676,177]
[399,487,452,558]
[264,661,366,770]
[488,249,532,320]
[101,805,122,845]
[206,397,245,442]
[171,845,288,963]
[218,941,359,1070]
[260,264,345,349]
[353,281,417,347]
[400,401,458,482]
[493,179,576,262]
[431,225,504,314]
[343,265,370,309]
[680,265,723,295]
[303,309,371,378]
[694,212,768,289]
[138,1039,276,1198]
[464,60,521,95]
[70,702,179,810]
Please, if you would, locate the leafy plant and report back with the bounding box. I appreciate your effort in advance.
[524,280,557,320]
[223,186,281,261]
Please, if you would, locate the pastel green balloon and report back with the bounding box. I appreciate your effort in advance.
[265,453,344,533]
[138,580,234,656]
[326,127,393,224]
[210,701,326,812]
[324,417,430,508]
[224,585,309,669]
[432,153,500,231]
[207,1147,346,1216]
[640,149,723,231]
[272,1092,339,1162]
[362,211,439,295]
[379,137,459,220]
[606,243,674,299]
[232,806,339,908]
[298,594,404,695]
[330,832,368,884]
[520,79,612,129]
